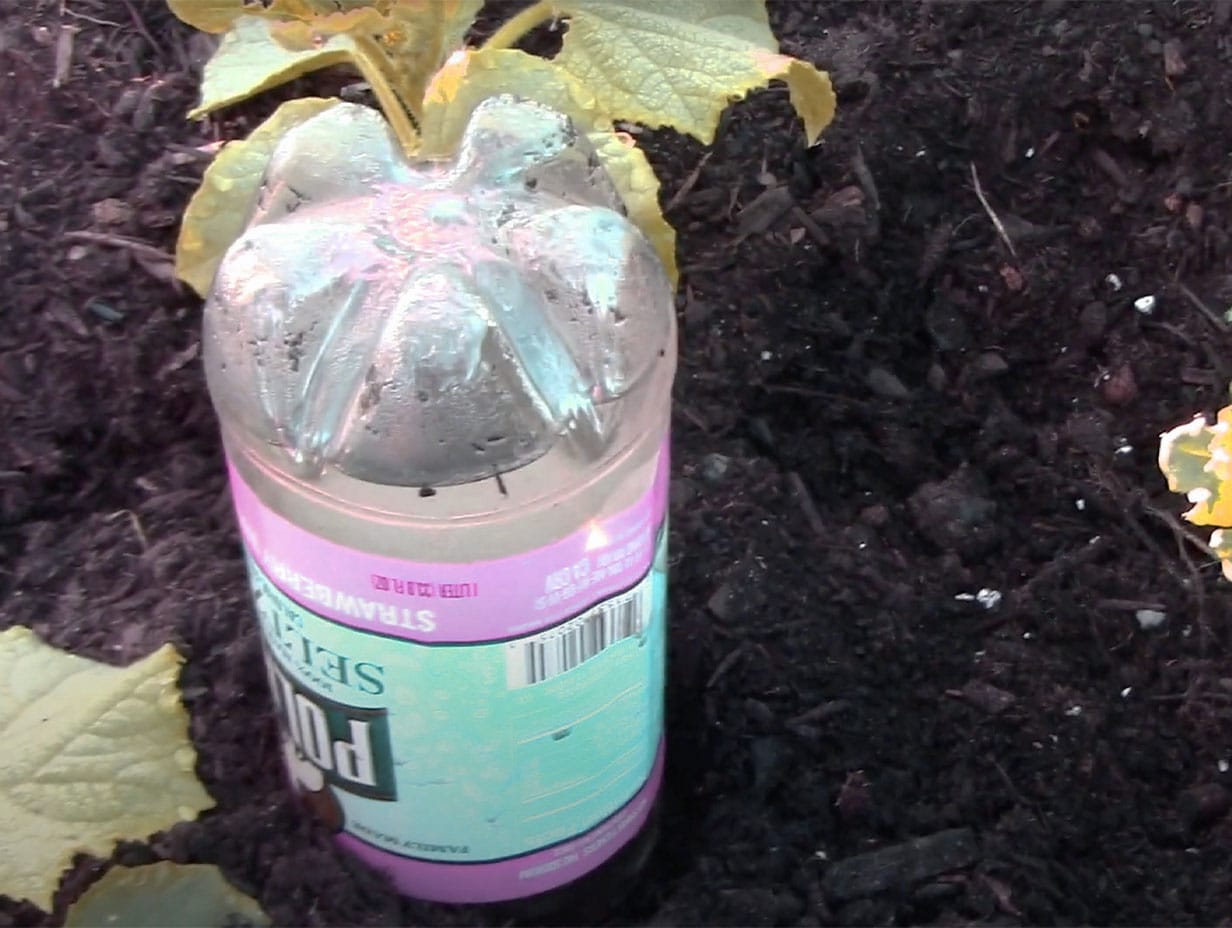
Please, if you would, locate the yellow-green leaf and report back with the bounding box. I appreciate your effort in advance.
[1160,414,1219,493]
[1191,491,1232,528]
[430,0,485,67]
[1159,407,1232,527]
[421,48,676,283]
[0,628,214,911]
[178,0,483,128]
[65,862,270,928]
[373,0,485,109]
[168,0,388,34]
[551,0,835,144]
[755,52,837,147]
[587,129,677,286]
[190,15,360,118]
[167,0,263,34]
[1211,529,1232,581]
[270,8,390,50]
[420,47,603,156]
[176,97,342,297]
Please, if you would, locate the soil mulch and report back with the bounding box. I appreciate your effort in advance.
[4,1,1232,925]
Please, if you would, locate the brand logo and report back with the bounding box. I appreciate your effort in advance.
[264,653,397,801]
[250,559,388,698]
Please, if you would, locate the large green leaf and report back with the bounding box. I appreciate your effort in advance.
[0,628,214,911]
[178,0,483,126]
[189,15,360,118]
[551,0,835,144]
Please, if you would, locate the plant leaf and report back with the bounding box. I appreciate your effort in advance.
[420,47,603,156]
[0,628,214,911]
[269,7,390,50]
[167,0,263,34]
[421,48,676,283]
[373,0,484,110]
[586,129,677,286]
[1159,406,1232,527]
[190,15,360,118]
[264,1,483,125]
[64,862,270,928]
[168,0,392,34]
[1210,529,1232,580]
[430,0,486,67]
[176,97,343,297]
[551,0,835,144]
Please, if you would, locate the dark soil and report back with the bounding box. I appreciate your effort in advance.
[5,1,1232,925]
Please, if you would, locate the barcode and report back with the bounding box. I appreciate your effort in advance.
[506,581,653,688]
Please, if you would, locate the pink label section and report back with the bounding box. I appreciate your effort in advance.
[337,740,664,904]
[228,443,669,644]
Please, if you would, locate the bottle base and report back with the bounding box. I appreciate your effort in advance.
[474,800,661,925]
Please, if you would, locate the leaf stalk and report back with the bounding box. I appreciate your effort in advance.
[351,37,421,154]
[481,0,556,52]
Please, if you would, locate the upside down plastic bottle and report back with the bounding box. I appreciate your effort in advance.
[200,95,676,916]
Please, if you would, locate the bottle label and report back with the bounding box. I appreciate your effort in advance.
[227,443,669,904]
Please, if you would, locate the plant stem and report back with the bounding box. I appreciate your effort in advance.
[351,38,421,154]
[482,0,556,51]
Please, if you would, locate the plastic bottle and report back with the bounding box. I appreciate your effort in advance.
[201,95,677,915]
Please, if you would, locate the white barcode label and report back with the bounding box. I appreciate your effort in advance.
[506,577,654,688]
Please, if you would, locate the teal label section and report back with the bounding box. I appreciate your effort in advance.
[244,518,668,864]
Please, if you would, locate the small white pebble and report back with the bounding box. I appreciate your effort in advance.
[1065,705,1083,717]
[1116,443,1134,456]
[1183,624,1193,638]
[1120,686,1133,698]
[760,350,773,361]
[1219,759,1229,774]
[1076,498,1086,511]
[976,588,1002,610]
[1105,273,1123,291]
[1023,631,1034,640]
[1025,147,1036,158]
[1135,609,1167,630]
[956,590,1001,610]
[1133,294,1156,314]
